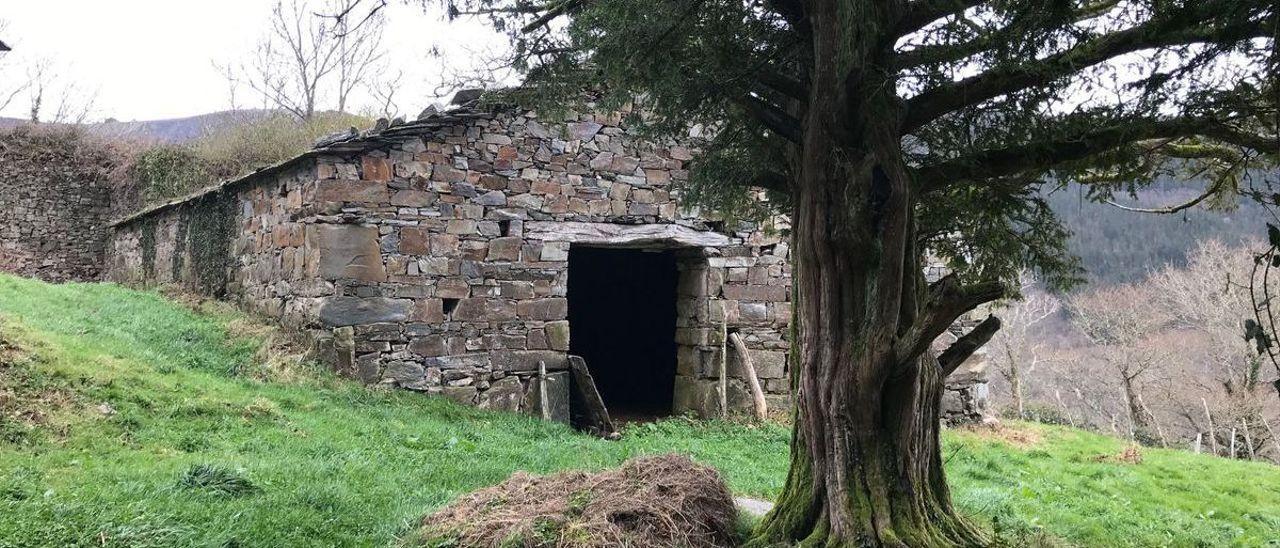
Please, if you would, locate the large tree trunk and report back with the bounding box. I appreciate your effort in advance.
[746,3,994,545]
[749,138,987,547]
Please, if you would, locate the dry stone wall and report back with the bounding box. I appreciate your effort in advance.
[107,105,794,420]
[0,127,115,282]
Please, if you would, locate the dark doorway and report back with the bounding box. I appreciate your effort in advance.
[567,246,678,419]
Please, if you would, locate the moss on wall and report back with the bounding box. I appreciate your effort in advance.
[183,190,236,297]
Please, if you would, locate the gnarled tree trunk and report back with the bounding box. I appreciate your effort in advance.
[748,18,992,543]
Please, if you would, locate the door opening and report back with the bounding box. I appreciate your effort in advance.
[567,246,678,420]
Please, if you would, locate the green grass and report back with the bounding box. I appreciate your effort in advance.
[0,273,1278,547]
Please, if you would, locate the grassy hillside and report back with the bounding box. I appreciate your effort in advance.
[1,274,1278,547]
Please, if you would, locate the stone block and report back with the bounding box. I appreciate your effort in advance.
[540,241,569,262]
[384,360,425,384]
[319,297,411,326]
[399,227,429,255]
[487,236,522,261]
[313,224,387,282]
[362,156,392,181]
[730,349,786,379]
[545,320,570,351]
[437,277,471,299]
[721,284,788,302]
[492,350,568,372]
[518,298,567,320]
[391,190,435,207]
[413,298,444,323]
[477,376,524,412]
[316,179,389,203]
[568,121,603,140]
[476,190,507,206]
[738,302,769,323]
[672,375,720,418]
[409,335,448,357]
[442,385,478,405]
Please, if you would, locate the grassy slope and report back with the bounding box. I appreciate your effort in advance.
[0,274,1277,547]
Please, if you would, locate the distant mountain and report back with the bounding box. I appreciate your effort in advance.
[0,110,277,143]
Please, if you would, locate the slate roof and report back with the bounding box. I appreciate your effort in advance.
[109,94,495,228]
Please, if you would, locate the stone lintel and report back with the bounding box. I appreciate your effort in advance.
[524,221,736,250]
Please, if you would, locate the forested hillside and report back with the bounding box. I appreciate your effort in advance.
[1049,182,1273,285]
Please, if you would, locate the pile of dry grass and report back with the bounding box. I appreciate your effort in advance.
[412,454,741,548]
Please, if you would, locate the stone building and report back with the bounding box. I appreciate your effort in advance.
[106,97,794,423]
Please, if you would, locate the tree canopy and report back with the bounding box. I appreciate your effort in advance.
[436,0,1274,292]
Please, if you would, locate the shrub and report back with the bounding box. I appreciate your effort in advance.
[1007,403,1075,427]
[127,145,212,202]
[192,112,371,181]
[119,111,372,208]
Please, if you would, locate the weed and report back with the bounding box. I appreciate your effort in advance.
[177,464,260,497]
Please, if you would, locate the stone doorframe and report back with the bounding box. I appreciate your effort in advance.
[524,221,737,417]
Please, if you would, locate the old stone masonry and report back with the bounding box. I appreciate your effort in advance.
[100,95,989,425]
[106,97,797,423]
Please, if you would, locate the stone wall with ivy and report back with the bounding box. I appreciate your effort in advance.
[105,105,796,420]
[0,127,116,282]
[107,161,319,332]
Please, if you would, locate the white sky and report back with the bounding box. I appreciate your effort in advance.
[0,0,508,121]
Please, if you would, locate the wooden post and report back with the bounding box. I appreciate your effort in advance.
[1053,389,1075,427]
[729,331,768,421]
[1202,398,1218,456]
[1230,427,1237,459]
[1138,393,1168,448]
[1259,414,1280,456]
[1242,418,1256,461]
[1194,433,1202,454]
[718,306,728,418]
[538,361,550,421]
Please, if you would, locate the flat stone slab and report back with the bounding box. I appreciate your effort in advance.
[525,221,735,249]
[735,497,774,518]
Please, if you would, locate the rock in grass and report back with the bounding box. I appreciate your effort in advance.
[411,454,739,548]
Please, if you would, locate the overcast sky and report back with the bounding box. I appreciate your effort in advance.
[0,0,507,122]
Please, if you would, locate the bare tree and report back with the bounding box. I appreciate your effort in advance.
[0,19,28,114]
[1150,240,1277,459]
[989,276,1061,418]
[1070,284,1170,445]
[367,68,405,119]
[232,0,388,120]
[332,0,387,114]
[24,57,97,124]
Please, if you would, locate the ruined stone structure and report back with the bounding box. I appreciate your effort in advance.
[106,101,793,422]
[0,127,116,282]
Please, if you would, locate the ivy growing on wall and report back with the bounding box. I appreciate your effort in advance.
[138,217,157,279]
[171,213,189,281]
[183,189,236,298]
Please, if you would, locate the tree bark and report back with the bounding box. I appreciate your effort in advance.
[746,2,994,544]
[749,107,986,548]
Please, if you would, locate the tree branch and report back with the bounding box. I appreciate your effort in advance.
[757,69,809,102]
[735,93,803,143]
[893,0,1121,70]
[893,0,986,39]
[914,117,1211,192]
[902,10,1269,134]
[766,0,810,36]
[939,314,1002,376]
[896,274,1007,368]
